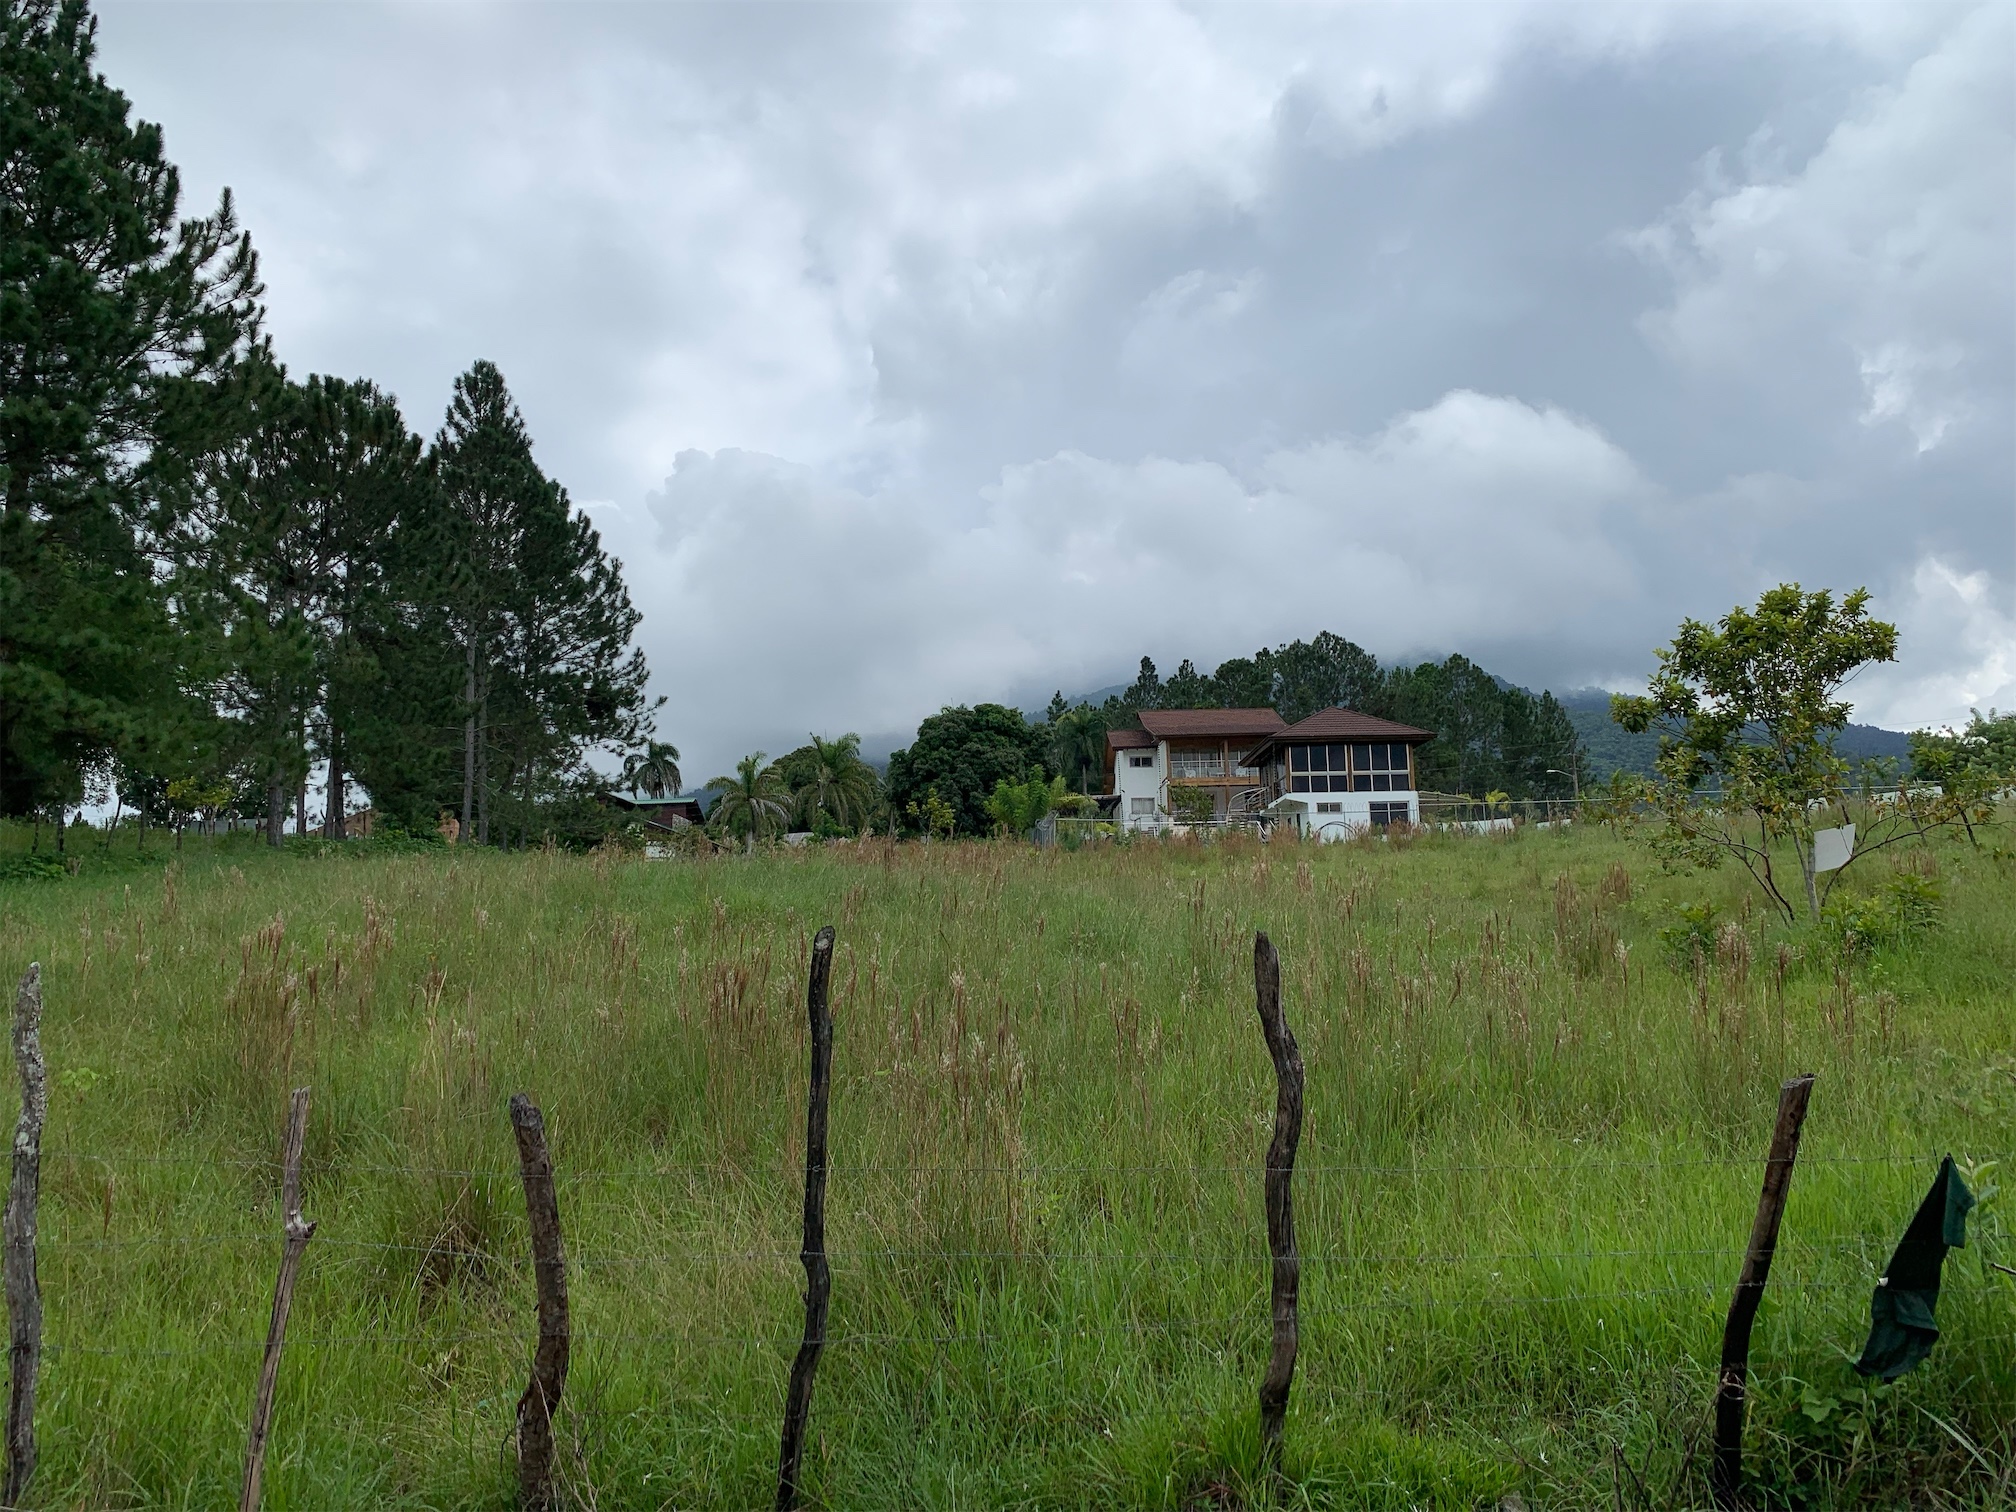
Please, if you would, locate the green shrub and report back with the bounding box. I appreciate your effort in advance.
[1657,900,1718,971]
[1884,870,1943,933]
[1821,873,1941,957]
[0,854,68,883]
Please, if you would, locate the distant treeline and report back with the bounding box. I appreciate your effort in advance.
[2,6,655,845]
[1042,633,1590,800]
[884,634,1590,836]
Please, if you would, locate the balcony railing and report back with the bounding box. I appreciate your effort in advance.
[1169,751,1226,779]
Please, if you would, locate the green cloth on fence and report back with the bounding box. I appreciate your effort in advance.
[1853,1155,1974,1380]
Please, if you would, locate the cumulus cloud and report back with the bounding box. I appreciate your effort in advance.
[619,392,1652,765]
[1629,4,2012,460]
[1856,558,2016,728]
[89,1,2014,773]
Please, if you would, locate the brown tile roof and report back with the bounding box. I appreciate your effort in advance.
[1106,727,1155,751]
[1241,707,1435,765]
[1137,707,1288,740]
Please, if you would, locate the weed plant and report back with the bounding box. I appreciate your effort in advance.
[0,816,2010,1509]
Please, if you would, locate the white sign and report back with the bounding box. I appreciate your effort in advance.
[1812,823,1855,874]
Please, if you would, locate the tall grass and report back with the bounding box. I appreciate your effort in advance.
[0,817,2010,1509]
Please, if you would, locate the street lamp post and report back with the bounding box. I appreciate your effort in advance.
[1546,767,1582,802]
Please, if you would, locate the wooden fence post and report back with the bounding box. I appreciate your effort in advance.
[1711,1073,1815,1510]
[240,1086,315,1512]
[510,1093,569,1511]
[1252,932,1304,1474]
[776,925,837,1512]
[4,966,45,1510]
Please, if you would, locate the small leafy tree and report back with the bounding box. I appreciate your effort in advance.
[1910,710,2016,788]
[1614,585,1990,922]
[704,752,790,855]
[905,788,956,841]
[984,773,1064,837]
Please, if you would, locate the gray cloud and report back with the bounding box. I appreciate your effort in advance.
[95,0,2013,773]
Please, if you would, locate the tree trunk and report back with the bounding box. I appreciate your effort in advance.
[328,734,345,841]
[461,637,477,839]
[266,775,285,848]
[1797,837,1820,921]
[476,695,490,847]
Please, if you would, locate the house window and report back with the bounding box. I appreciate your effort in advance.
[1315,801,1342,814]
[1127,753,1154,769]
[1129,797,1156,816]
[1170,749,1224,778]
[1347,743,1412,791]
[1369,800,1409,828]
[1285,742,1411,792]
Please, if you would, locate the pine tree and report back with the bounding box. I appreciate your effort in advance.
[1269,632,1382,722]
[0,0,262,818]
[432,361,652,845]
[1122,656,1161,710]
[289,375,427,837]
[191,358,321,843]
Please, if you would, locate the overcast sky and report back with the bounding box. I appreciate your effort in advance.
[96,1,2013,773]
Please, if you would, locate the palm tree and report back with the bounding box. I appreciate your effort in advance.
[621,740,683,800]
[794,732,879,833]
[1048,704,1108,794]
[705,753,792,855]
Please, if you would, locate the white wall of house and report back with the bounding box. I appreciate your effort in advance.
[1268,789,1419,841]
[1113,742,1167,830]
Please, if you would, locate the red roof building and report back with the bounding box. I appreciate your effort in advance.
[1104,708,1287,827]
[1241,709,1437,839]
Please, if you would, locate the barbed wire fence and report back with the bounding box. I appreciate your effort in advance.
[3,943,2006,1512]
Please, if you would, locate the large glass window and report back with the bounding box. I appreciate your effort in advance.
[1284,741,1412,792]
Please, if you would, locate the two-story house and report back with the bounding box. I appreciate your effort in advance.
[1239,708,1436,839]
[1103,708,1288,830]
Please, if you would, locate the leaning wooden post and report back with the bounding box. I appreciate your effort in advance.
[240,1086,314,1512]
[1711,1073,1815,1511]
[1252,932,1304,1475]
[511,1093,569,1511]
[776,925,837,1512]
[5,966,46,1510]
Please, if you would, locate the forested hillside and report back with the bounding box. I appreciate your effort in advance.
[1556,690,1913,781]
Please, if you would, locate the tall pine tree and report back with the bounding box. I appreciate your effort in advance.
[193,363,431,841]
[432,361,651,845]
[0,0,261,818]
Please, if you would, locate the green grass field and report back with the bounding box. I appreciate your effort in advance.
[0,816,2010,1509]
